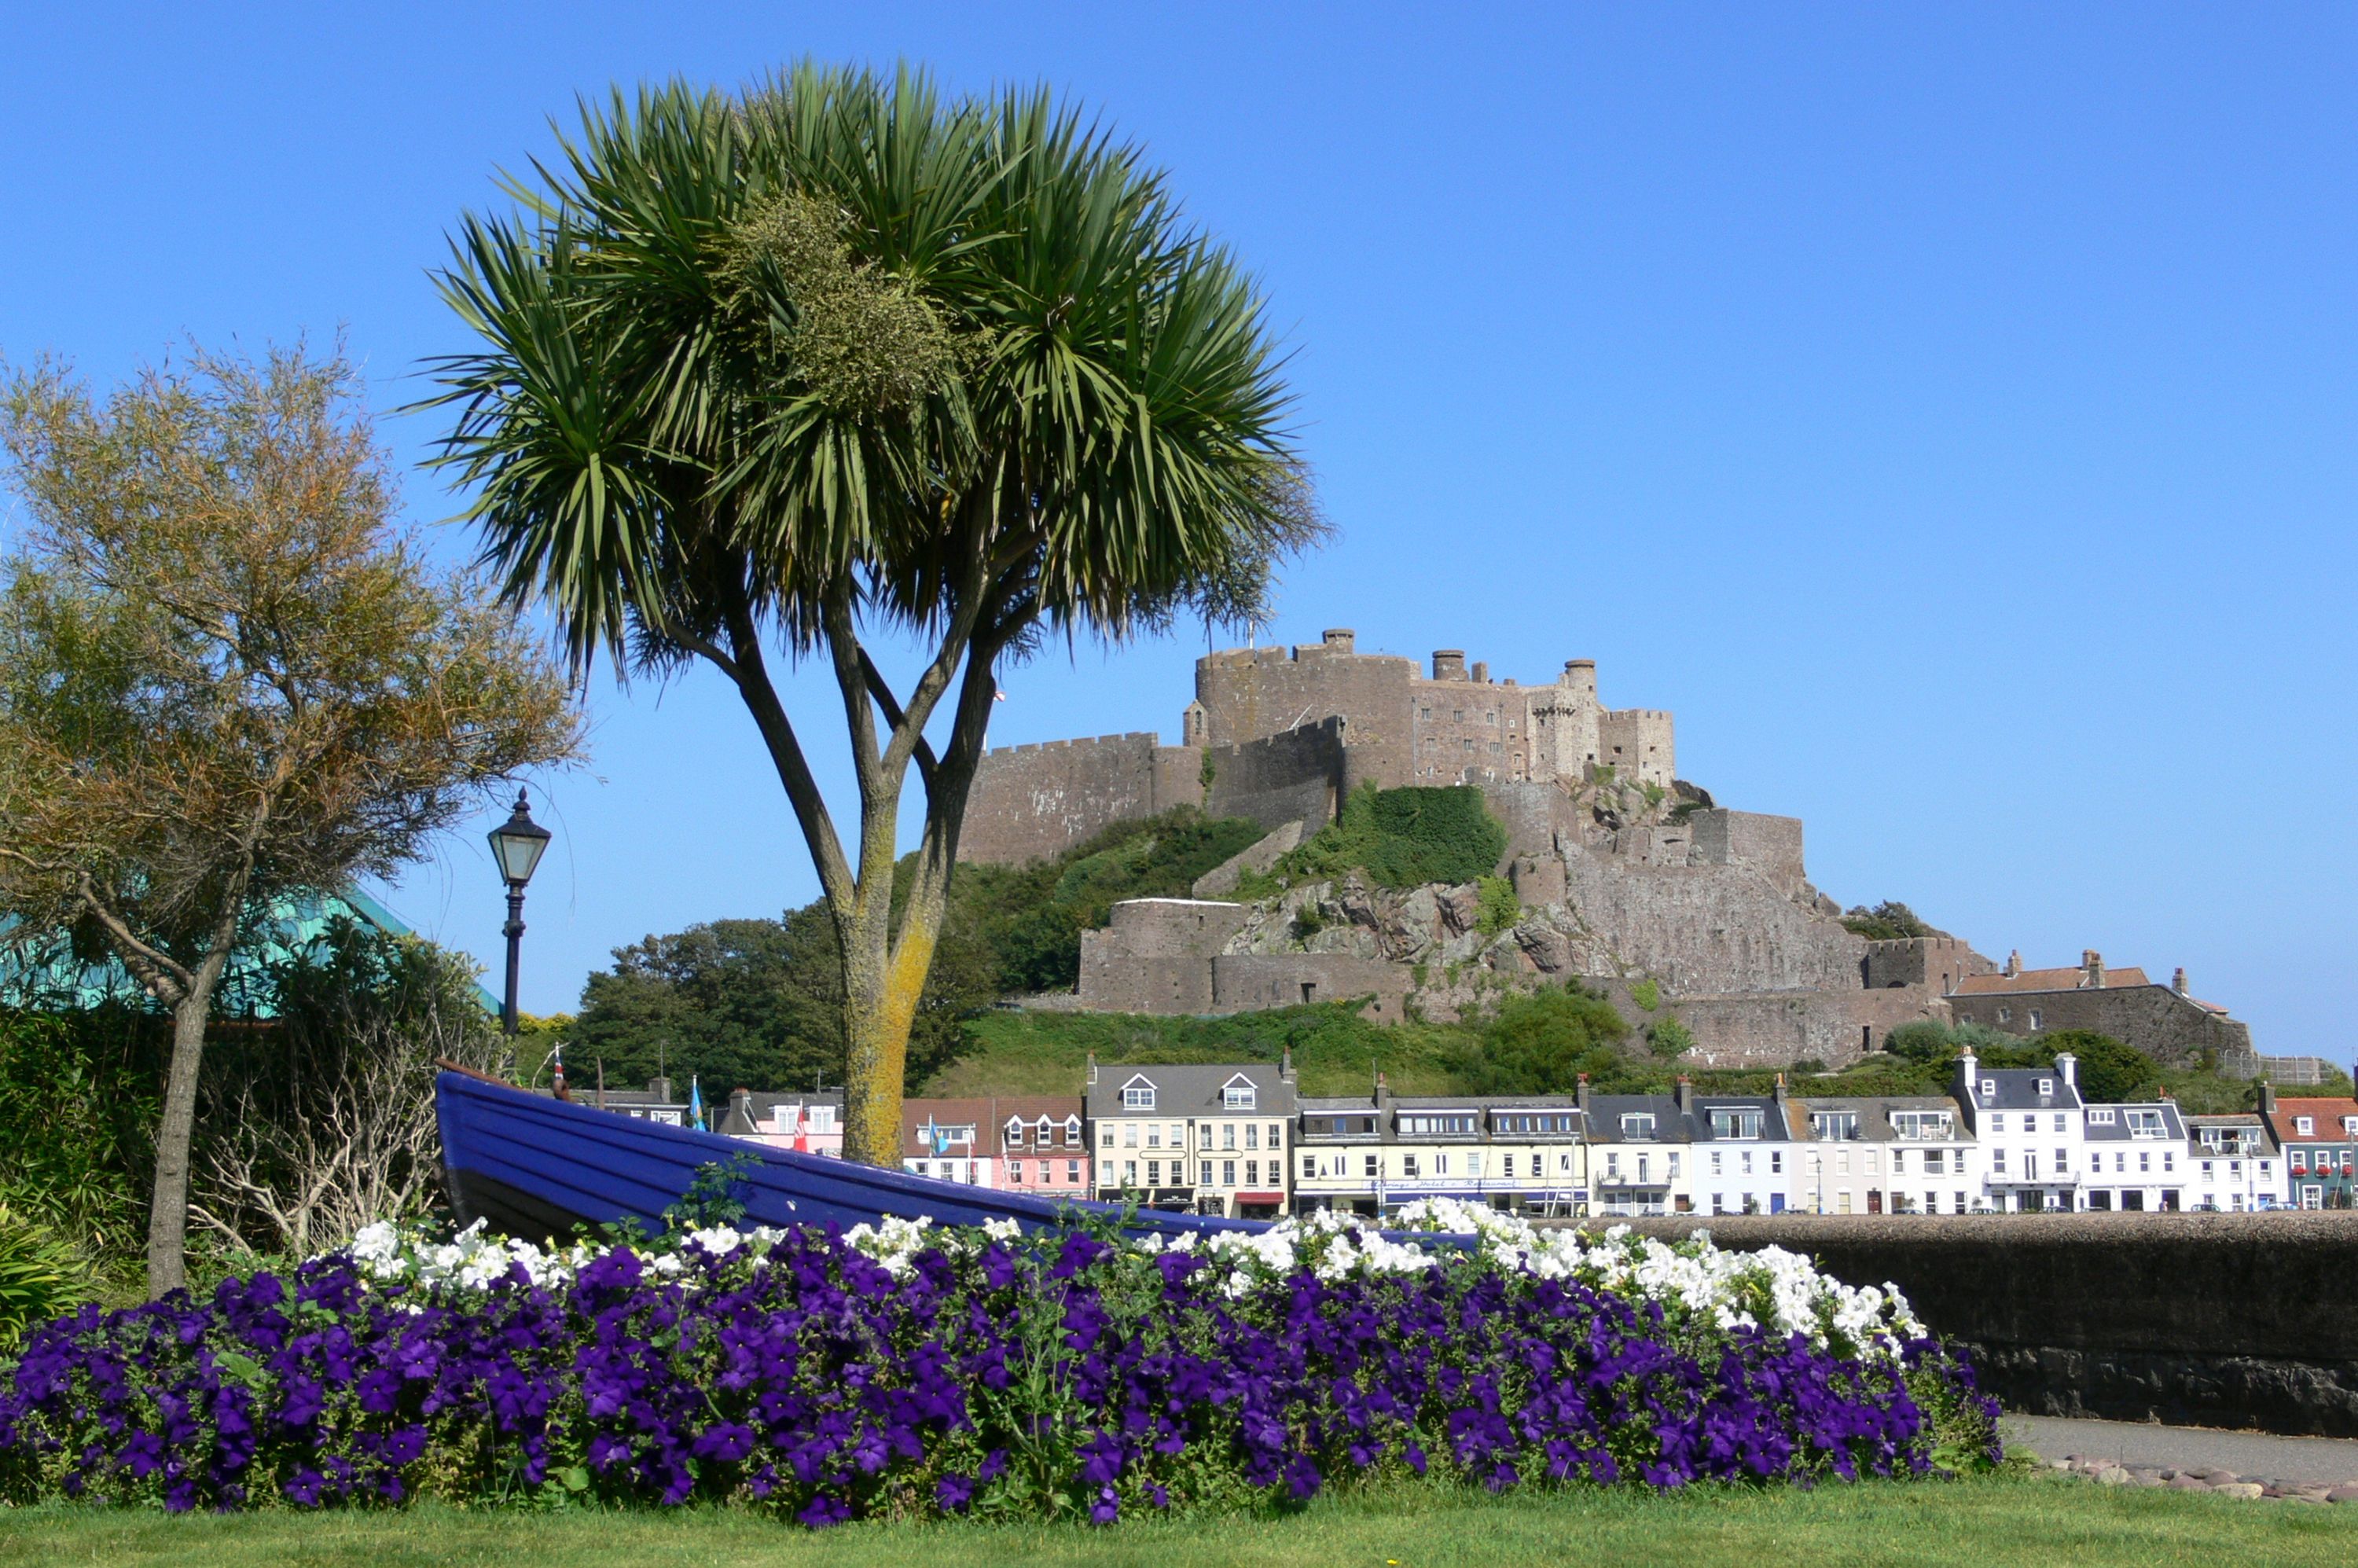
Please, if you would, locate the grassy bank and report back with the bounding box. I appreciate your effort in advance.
[6,1474,2351,1567]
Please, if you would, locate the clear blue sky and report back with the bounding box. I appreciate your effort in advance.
[4,5,2351,1057]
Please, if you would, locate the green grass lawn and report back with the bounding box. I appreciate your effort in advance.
[5,1473,2351,1567]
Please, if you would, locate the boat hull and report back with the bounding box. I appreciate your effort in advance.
[435,1070,1279,1242]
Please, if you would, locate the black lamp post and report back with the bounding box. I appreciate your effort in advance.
[486,788,552,1038]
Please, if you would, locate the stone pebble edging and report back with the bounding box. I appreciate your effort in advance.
[2051,1452,2358,1504]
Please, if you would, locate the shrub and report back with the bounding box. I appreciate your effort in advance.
[1838,903,1935,942]
[0,1206,88,1354]
[1474,876,1521,938]
[1649,1018,1695,1059]
[1630,979,1661,1013]
[1280,785,1507,890]
[1456,986,1630,1095]
[0,1204,1996,1519]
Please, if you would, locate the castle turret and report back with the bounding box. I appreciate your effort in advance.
[1322,628,1355,654]
[1431,649,1467,681]
[1562,659,1597,701]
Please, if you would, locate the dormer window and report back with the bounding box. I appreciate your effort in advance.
[2088,1108,2116,1125]
[1707,1109,1762,1140]
[1980,1080,1997,1098]
[1034,1115,1054,1145]
[1063,1114,1082,1146]
[2037,1078,2055,1098]
[2344,1117,2358,1137]
[1221,1075,1257,1111]
[1005,1115,1027,1147]
[2295,1116,2315,1137]
[1621,1113,1656,1140]
[1121,1077,1156,1111]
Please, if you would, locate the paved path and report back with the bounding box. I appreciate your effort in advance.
[2006,1414,2358,1489]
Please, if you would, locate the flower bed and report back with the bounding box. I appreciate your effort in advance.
[0,1200,1998,1521]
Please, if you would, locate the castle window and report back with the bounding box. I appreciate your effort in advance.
[1996,1007,2011,1023]
[2028,1009,2044,1030]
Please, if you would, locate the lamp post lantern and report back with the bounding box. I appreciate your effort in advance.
[486,788,552,1038]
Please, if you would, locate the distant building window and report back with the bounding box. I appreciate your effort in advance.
[1222,1079,1256,1110]
[2088,1108,2116,1125]
[1621,1114,1656,1140]
[2029,1010,2044,1030]
[2295,1116,2315,1136]
[1996,1008,2011,1023]
[1122,1080,1155,1110]
[2037,1078,2054,1097]
[1981,1080,1997,1098]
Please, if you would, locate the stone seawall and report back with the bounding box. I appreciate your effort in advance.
[1581,1213,2358,1437]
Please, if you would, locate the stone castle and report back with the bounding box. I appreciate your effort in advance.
[960,631,2271,1078]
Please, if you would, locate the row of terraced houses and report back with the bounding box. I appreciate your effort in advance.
[630,1052,2358,1220]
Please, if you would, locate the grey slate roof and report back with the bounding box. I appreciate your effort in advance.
[2081,1101,2189,1143]
[1794,1095,1966,1144]
[1294,1094,1583,1145]
[1086,1063,1296,1119]
[1958,1063,2085,1112]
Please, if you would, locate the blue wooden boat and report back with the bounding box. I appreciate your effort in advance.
[435,1068,1282,1243]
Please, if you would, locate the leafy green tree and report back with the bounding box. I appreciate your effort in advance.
[0,347,578,1294]
[2038,1029,2158,1103]
[1839,902,1937,940]
[428,67,1316,1164]
[570,912,847,1098]
[1456,986,1629,1095]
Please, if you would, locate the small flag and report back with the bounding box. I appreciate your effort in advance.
[994,688,1007,702]
[689,1076,704,1130]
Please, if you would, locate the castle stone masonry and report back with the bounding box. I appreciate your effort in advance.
[960,630,2267,1078]
[964,632,1676,867]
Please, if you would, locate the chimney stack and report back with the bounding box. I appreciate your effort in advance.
[1471,660,1489,685]
[1085,1051,1097,1087]
[2173,967,2188,995]
[2257,1081,2277,1116]
[2004,950,2022,978]
[1575,1072,1592,1114]
[2055,1052,2078,1089]
[1772,1072,1789,1109]
[1280,1046,1296,1085]
[647,1075,672,1103]
[2082,950,2106,989]
[1674,1075,1694,1113]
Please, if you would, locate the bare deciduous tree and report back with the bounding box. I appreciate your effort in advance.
[190,921,501,1260]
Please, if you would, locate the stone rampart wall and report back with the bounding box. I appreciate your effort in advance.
[1563,850,1867,994]
[1666,986,1952,1069]
[1203,721,1345,835]
[1585,1212,2358,1436]
[1210,953,1409,1023]
[1687,810,1807,899]
[1074,899,1251,1013]
[958,733,1205,865]
[1948,985,2258,1075]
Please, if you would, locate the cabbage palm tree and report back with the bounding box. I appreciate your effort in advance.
[426,64,1317,1165]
